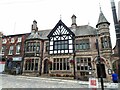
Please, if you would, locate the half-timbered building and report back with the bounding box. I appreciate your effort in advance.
[2,11,113,81]
[22,11,113,81]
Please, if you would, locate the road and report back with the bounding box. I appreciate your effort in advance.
[0,74,119,90]
[0,74,88,88]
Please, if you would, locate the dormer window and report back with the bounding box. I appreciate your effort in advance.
[2,39,7,44]
[11,38,14,43]
[16,44,21,54]
[17,37,22,42]
[9,46,14,55]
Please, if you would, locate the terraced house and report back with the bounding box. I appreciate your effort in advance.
[2,10,113,81]
[2,33,29,73]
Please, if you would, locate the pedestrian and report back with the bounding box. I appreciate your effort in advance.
[111,71,118,83]
[16,67,19,75]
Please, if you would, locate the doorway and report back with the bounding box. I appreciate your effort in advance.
[97,64,106,78]
[44,59,49,74]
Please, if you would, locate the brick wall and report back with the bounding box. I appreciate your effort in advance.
[2,33,29,59]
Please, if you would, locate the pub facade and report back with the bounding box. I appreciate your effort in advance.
[22,11,112,81]
[2,11,113,81]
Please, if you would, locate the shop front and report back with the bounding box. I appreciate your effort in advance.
[12,57,23,74]
[0,56,6,73]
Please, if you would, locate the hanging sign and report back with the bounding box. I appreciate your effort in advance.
[108,69,112,75]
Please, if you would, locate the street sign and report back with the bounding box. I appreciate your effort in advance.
[89,78,98,88]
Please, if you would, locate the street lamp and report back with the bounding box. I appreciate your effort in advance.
[110,0,120,82]
[96,30,104,90]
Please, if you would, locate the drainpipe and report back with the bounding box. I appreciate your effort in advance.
[96,30,104,90]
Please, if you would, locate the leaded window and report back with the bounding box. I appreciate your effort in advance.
[45,42,49,52]
[25,42,40,52]
[52,58,69,70]
[35,59,39,71]
[36,42,40,52]
[25,59,39,71]
[101,36,111,49]
[76,57,92,71]
[76,39,90,50]
[48,20,75,54]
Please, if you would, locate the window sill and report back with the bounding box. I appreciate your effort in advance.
[16,53,20,55]
[8,54,13,55]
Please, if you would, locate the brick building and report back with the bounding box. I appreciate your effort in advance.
[2,33,29,73]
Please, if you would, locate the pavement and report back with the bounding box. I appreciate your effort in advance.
[0,74,119,89]
[10,74,119,88]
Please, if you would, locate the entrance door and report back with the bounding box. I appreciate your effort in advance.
[44,59,49,74]
[97,64,106,78]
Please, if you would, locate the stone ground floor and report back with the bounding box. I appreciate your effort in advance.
[22,55,112,81]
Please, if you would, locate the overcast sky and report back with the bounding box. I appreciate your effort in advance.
[0,0,119,48]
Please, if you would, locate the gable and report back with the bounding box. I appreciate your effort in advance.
[47,20,75,38]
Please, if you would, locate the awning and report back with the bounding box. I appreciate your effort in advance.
[12,57,22,61]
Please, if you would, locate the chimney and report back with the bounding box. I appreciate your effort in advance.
[31,20,38,32]
[71,14,77,30]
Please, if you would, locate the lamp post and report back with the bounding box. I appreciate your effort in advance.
[73,36,76,79]
[96,30,104,90]
[110,0,120,82]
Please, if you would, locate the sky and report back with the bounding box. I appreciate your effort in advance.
[0,0,120,48]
